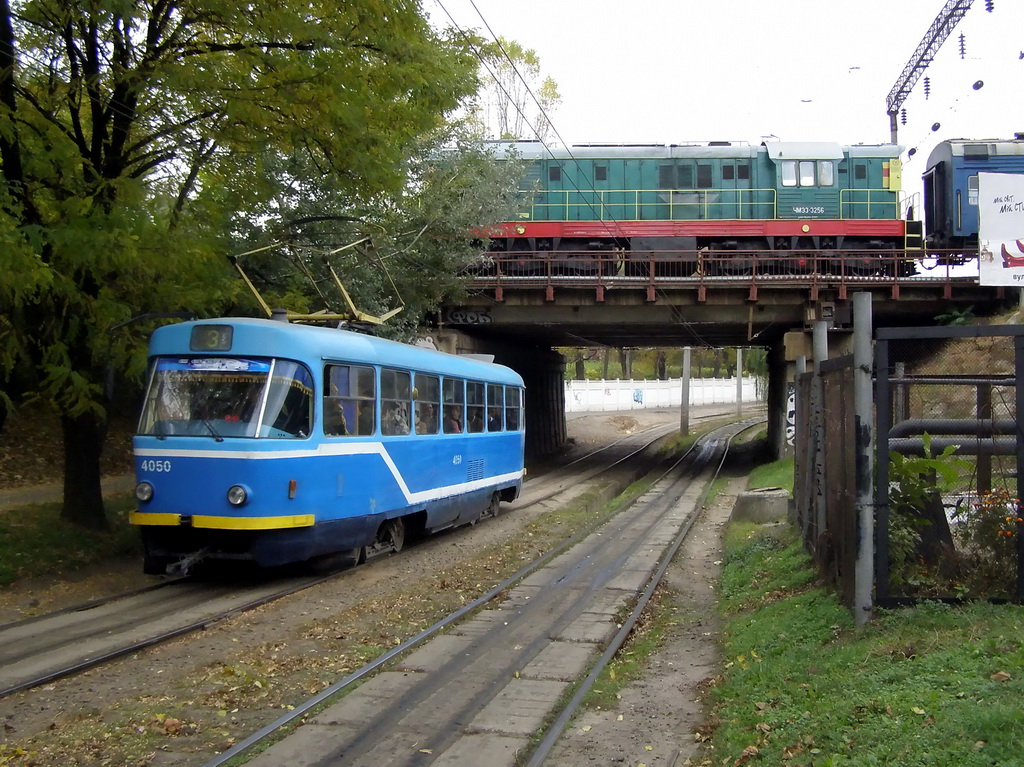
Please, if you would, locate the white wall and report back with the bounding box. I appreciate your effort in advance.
[564,377,762,412]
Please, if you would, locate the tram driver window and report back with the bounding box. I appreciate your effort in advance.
[324,364,376,436]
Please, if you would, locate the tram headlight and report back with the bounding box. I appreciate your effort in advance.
[135,481,154,503]
[227,484,249,507]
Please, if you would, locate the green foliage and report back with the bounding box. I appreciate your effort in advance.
[887,435,971,589]
[935,305,976,326]
[0,0,496,523]
[0,498,141,588]
[709,523,1024,766]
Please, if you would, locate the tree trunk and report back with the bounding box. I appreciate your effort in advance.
[602,349,610,379]
[574,352,586,380]
[655,351,667,380]
[60,411,109,530]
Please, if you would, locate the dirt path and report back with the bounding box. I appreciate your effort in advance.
[544,477,739,767]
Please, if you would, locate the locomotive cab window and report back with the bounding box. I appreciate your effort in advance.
[324,364,376,436]
[781,160,834,188]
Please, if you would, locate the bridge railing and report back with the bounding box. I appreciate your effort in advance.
[465,250,979,301]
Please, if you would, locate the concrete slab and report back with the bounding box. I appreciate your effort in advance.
[500,584,542,608]
[554,613,619,644]
[450,609,509,637]
[606,568,653,592]
[584,590,631,617]
[245,722,360,766]
[310,672,420,726]
[431,734,529,767]
[397,634,476,672]
[520,641,597,681]
[732,487,790,523]
[466,678,569,736]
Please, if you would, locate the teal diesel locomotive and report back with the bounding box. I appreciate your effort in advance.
[486,140,921,276]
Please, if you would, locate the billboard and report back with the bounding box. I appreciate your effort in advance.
[979,172,1024,286]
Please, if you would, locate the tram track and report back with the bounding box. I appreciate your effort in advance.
[203,417,763,767]
[0,417,685,702]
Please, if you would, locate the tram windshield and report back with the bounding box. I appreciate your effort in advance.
[137,357,313,439]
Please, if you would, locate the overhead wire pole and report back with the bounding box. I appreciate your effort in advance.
[886,0,975,142]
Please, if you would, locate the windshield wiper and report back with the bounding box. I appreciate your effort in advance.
[200,419,225,442]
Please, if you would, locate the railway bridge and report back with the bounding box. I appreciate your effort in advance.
[430,253,1008,461]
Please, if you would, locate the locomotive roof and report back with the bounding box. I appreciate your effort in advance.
[488,140,899,161]
[148,317,524,385]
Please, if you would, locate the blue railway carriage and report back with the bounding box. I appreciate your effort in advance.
[130,318,525,573]
[923,135,1024,252]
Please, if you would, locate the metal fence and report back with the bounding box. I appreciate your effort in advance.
[793,355,859,607]
[875,326,1024,605]
[793,324,1024,610]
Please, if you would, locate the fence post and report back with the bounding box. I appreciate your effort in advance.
[853,292,874,627]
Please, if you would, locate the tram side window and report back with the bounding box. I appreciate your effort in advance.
[414,374,440,434]
[381,368,411,436]
[442,378,465,434]
[505,386,522,431]
[467,381,485,433]
[324,364,376,436]
[486,383,504,431]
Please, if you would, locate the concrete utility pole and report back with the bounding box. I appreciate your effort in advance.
[735,348,743,417]
[680,347,691,436]
[853,293,875,627]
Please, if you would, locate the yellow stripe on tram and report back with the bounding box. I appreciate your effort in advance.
[129,511,182,526]
[191,514,315,530]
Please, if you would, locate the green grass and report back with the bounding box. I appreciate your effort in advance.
[746,455,794,493]
[0,496,141,587]
[708,522,1024,766]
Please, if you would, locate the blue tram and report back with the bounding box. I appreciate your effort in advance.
[130,318,525,573]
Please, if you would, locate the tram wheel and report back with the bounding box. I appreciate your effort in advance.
[385,518,406,554]
[488,493,501,519]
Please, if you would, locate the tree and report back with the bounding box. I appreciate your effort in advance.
[0,0,482,529]
[228,126,527,339]
[472,37,561,141]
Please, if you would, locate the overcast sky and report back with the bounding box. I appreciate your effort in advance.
[431,0,1024,197]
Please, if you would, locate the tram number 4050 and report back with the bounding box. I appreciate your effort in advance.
[140,459,173,473]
